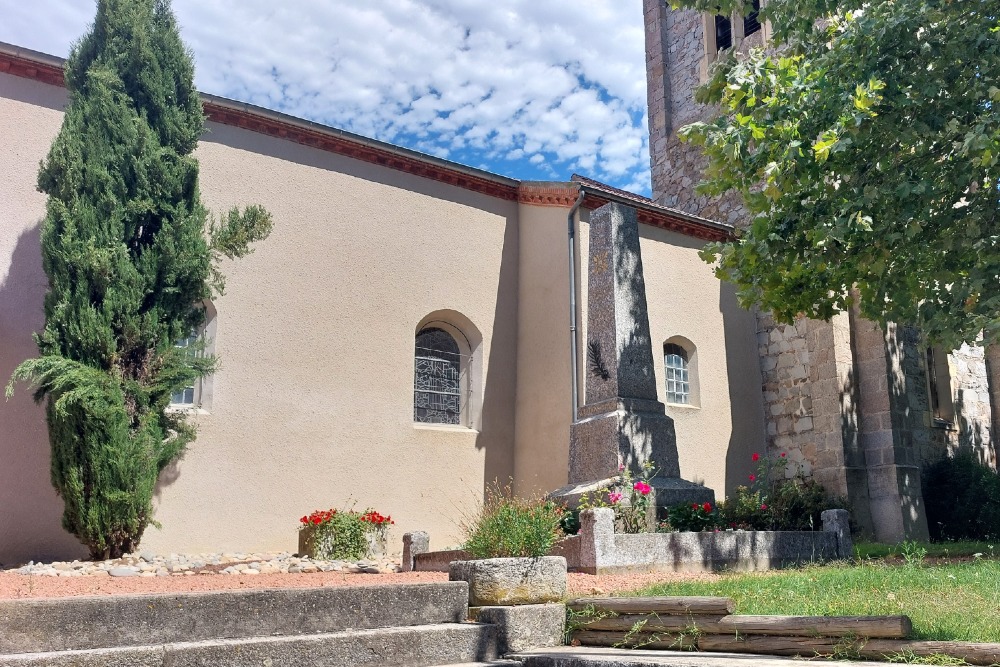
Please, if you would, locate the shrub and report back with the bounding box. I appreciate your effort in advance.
[766,479,842,531]
[576,460,657,533]
[658,451,844,533]
[923,453,1000,541]
[661,501,719,532]
[462,487,563,558]
[717,485,768,530]
[299,508,393,560]
[6,0,271,559]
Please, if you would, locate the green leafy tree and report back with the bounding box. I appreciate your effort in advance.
[6,0,272,559]
[673,0,999,347]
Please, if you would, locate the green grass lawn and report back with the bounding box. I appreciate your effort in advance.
[633,560,1000,642]
[853,541,998,560]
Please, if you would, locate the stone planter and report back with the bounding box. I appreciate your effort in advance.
[448,556,567,606]
[298,526,387,560]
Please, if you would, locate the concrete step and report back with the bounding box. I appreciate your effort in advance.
[512,647,914,666]
[0,622,500,667]
[0,583,468,654]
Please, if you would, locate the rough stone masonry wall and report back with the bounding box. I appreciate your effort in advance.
[947,344,994,466]
[645,1,756,225]
[756,311,816,478]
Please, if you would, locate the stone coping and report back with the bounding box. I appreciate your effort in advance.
[403,508,852,575]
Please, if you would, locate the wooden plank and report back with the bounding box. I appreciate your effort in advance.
[701,635,1000,666]
[718,614,912,639]
[862,640,1000,666]
[571,630,700,650]
[567,596,734,615]
[578,614,729,634]
[699,634,860,657]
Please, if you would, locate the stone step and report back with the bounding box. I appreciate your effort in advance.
[0,622,500,667]
[425,662,523,667]
[512,647,908,666]
[0,583,469,654]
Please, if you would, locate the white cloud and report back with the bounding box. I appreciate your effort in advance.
[0,0,651,193]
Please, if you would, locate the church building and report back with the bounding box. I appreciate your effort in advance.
[1,2,994,564]
[1,39,763,565]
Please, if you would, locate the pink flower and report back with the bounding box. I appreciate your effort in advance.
[608,491,624,504]
[749,474,756,482]
[752,452,760,462]
[634,481,651,495]
[760,503,768,510]
[618,463,626,471]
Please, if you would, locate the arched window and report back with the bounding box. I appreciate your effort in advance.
[664,343,691,405]
[170,332,200,406]
[169,301,216,411]
[414,327,463,425]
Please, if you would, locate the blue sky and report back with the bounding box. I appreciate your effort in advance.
[0,0,653,195]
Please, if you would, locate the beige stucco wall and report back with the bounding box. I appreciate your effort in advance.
[0,73,89,564]
[144,122,521,556]
[1,68,763,565]
[513,204,766,498]
[0,71,520,562]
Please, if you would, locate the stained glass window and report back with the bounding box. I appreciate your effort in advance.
[664,343,690,405]
[414,328,462,425]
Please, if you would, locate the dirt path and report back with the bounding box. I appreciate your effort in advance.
[0,569,720,600]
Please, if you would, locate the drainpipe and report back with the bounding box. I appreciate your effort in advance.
[567,187,586,423]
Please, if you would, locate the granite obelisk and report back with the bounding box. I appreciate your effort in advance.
[556,202,713,512]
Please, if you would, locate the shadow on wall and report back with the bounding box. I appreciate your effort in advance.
[0,223,87,565]
[837,363,875,538]
[478,213,520,493]
[719,283,767,496]
[953,393,994,468]
[876,323,930,540]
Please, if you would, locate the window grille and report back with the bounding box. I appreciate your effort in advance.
[743,0,762,37]
[715,14,733,51]
[664,343,690,405]
[170,333,199,406]
[414,327,462,425]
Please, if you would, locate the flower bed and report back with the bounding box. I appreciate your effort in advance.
[553,506,851,574]
[298,508,393,560]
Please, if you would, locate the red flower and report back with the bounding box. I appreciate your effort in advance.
[752,452,760,462]
[749,474,756,482]
[702,502,712,513]
[691,503,699,510]
[760,503,768,510]
[780,452,787,458]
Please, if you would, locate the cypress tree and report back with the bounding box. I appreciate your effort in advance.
[8,0,272,559]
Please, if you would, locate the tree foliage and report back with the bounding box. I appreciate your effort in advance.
[673,0,1000,347]
[7,0,272,558]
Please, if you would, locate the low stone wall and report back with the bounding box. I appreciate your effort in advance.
[401,507,852,575]
[571,508,852,575]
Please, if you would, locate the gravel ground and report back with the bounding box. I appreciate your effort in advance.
[0,568,720,601]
